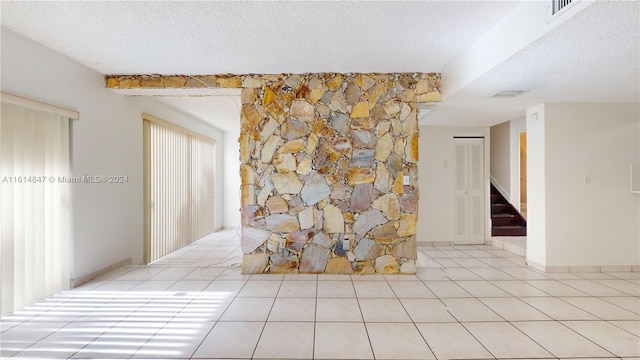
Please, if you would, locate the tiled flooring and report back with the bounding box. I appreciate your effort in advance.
[1,230,639,359]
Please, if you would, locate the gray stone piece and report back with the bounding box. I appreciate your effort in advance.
[241,226,272,254]
[299,244,330,273]
[353,208,387,237]
[353,238,382,261]
[351,149,375,167]
[301,173,331,206]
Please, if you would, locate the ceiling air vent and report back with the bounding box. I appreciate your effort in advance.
[551,0,575,16]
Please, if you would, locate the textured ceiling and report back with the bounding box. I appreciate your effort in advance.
[424,0,640,127]
[1,1,638,130]
[0,1,518,74]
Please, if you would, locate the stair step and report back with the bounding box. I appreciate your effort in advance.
[492,225,527,236]
[492,214,518,226]
[491,204,511,213]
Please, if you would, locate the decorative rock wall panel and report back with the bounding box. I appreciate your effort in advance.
[238,73,432,274]
[105,72,441,274]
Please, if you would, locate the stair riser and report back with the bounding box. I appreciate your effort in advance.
[492,217,518,226]
[492,227,527,236]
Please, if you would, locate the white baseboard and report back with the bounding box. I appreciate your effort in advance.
[70,257,132,288]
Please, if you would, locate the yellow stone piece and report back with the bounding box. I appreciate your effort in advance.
[239,132,251,163]
[240,164,258,185]
[265,100,285,123]
[415,79,431,95]
[397,214,417,237]
[325,74,343,91]
[163,76,187,88]
[280,91,295,106]
[347,167,375,186]
[263,86,277,107]
[368,82,389,108]
[417,91,442,102]
[393,171,404,194]
[217,76,243,88]
[279,139,305,154]
[350,101,370,118]
[241,88,257,105]
[355,74,375,90]
[406,133,419,163]
[119,78,141,89]
[296,155,312,175]
[141,76,164,88]
[306,133,318,154]
[394,137,405,156]
[241,105,263,131]
[241,185,256,205]
[309,85,325,104]
[105,76,119,88]
[195,75,218,87]
[325,258,353,274]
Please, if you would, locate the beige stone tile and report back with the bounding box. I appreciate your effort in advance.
[463,322,554,359]
[514,321,615,358]
[219,297,274,321]
[277,280,316,298]
[455,280,512,297]
[559,279,629,296]
[366,323,435,359]
[314,322,374,359]
[238,280,281,297]
[441,298,503,322]
[400,298,457,322]
[359,298,411,322]
[388,281,436,298]
[527,280,590,296]
[191,321,263,359]
[317,280,356,298]
[352,280,395,298]
[442,268,483,280]
[416,322,493,359]
[564,321,640,357]
[594,279,640,296]
[268,298,315,322]
[491,280,552,297]
[316,298,363,322]
[254,322,314,359]
[479,297,552,321]
[601,297,640,314]
[561,297,640,320]
[468,267,516,280]
[520,297,599,320]
[610,320,640,337]
[423,281,472,298]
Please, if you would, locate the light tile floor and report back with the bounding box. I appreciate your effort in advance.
[1,230,639,359]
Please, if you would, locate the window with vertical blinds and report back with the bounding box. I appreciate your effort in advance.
[1,99,73,315]
[143,114,216,264]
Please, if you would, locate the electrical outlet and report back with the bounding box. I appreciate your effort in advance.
[584,174,591,184]
[342,239,349,250]
[403,175,410,185]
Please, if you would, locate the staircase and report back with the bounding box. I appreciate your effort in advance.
[491,184,526,236]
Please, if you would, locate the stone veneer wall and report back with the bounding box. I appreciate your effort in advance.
[105,72,441,274]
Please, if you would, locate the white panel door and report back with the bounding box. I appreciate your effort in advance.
[454,138,485,244]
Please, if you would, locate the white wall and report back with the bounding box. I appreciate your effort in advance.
[526,105,547,266]
[489,121,511,198]
[223,128,241,229]
[509,117,526,210]
[1,28,225,280]
[527,103,640,268]
[418,126,491,243]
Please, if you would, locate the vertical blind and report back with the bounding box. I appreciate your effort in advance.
[1,102,71,315]
[143,115,216,264]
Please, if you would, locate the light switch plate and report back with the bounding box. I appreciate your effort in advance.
[403,176,410,185]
